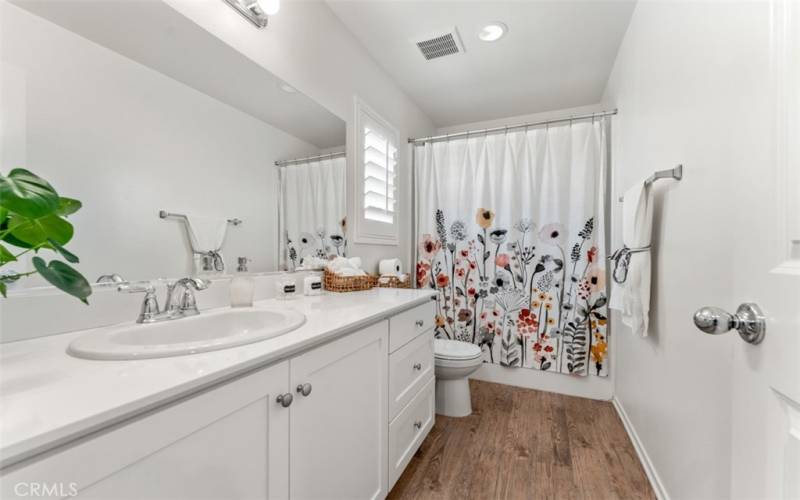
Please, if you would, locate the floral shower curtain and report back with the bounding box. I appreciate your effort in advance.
[280,155,347,270]
[414,118,609,377]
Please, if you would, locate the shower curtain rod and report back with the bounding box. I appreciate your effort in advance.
[274,150,345,167]
[408,109,618,145]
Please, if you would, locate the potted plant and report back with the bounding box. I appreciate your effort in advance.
[0,169,91,303]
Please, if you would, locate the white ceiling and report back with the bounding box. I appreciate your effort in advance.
[13,0,346,149]
[327,1,635,127]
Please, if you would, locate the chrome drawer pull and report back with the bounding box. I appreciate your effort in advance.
[296,383,312,397]
[413,421,422,430]
[413,363,422,370]
[415,320,424,327]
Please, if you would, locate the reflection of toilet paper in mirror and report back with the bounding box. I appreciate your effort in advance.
[379,258,403,276]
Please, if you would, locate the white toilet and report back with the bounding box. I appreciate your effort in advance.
[433,339,483,417]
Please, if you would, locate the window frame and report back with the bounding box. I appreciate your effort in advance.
[353,97,400,246]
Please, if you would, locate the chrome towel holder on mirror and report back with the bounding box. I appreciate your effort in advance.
[618,164,683,202]
[158,210,242,226]
[158,210,242,272]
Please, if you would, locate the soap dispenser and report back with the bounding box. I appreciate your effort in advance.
[230,257,254,308]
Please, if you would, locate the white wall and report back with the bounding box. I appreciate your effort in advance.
[433,104,614,401]
[602,2,772,498]
[0,2,318,285]
[163,0,437,273]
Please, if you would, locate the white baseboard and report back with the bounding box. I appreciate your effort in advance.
[471,363,613,401]
[612,396,670,500]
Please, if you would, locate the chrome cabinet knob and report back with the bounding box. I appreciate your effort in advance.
[276,393,293,407]
[413,421,422,430]
[415,320,424,327]
[693,303,766,345]
[412,363,422,371]
[296,383,312,397]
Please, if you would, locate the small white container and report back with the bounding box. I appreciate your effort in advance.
[275,277,297,300]
[304,276,323,296]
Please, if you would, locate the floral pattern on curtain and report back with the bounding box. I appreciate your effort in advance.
[414,119,609,377]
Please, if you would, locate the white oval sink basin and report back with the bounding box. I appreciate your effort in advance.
[67,307,306,360]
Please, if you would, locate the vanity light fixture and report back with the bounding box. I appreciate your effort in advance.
[223,0,280,29]
[478,22,507,42]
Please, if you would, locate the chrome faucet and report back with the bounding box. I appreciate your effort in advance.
[118,277,210,323]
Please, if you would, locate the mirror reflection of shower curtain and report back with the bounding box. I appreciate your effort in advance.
[279,155,346,270]
[414,118,609,377]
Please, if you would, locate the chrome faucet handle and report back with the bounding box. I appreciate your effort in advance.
[183,277,210,290]
[165,277,210,316]
[118,282,160,323]
[97,273,126,285]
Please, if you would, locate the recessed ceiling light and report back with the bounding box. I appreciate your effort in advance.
[478,22,507,42]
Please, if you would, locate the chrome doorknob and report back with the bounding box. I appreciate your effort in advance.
[296,383,312,397]
[693,303,766,345]
[276,393,293,407]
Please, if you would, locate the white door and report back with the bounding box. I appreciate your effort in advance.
[289,322,388,500]
[726,1,800,497]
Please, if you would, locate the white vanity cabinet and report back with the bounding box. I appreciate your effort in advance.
[1,360,292,500]
[290,321,389,500]
[1,299,435,500]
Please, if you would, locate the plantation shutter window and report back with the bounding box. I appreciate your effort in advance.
[353,98,399,245]
[363,124,396,224]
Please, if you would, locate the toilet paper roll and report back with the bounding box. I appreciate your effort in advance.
[379,258,403,276]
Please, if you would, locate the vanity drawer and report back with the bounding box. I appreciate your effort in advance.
[389,331,434,420]
[389,300,435,353]
[388,377,435,489]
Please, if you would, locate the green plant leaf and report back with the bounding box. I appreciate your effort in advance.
[0,169,60,218]
[47,238,79,263]
[0,206,7,222]
[0,281,5,298]
[31,256,91,304]
[8,213,73,247]
[56,197,82,216]
[0,244,16,264]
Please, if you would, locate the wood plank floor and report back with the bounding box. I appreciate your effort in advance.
[388,380,655,500]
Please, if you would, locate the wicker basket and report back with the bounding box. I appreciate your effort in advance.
[323,268,378,292]
[376,275,412,289]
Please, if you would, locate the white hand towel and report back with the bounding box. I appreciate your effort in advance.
[185,215,229,252]
[609,179,654,337]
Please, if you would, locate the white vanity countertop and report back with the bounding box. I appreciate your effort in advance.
[0,288,436,467]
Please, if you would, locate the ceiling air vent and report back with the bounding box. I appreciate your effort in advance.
[416,28,464,60]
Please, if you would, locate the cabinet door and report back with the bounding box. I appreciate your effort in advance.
[289,322,388,500]
[2,361,290,500]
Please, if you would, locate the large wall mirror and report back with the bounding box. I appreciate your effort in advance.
[1,0,346,290]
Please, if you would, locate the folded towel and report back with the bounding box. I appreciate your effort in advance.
[610,179,654,337]
[185,215,228,253]
[185,215,229,274]
[337,268,366,277]
[299,256,329,270]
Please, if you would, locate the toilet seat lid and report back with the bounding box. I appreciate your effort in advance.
[434,339,482,360]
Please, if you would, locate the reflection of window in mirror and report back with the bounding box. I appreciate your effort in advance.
[354,97,399,245]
